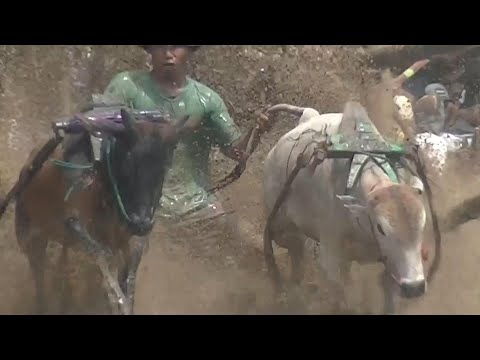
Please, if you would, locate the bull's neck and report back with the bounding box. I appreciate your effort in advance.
[98,140,129,224]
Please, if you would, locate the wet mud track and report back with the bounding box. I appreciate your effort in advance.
[2,45,480,314]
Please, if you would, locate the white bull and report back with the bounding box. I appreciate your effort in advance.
[262,101,428,314]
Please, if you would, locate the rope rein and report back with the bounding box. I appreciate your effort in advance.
[105,139,133,224]
[51,139,132,224]
[51,159,94,170]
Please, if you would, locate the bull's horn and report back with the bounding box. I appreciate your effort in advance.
[337,195,359,204]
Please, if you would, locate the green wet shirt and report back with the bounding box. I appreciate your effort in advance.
[103,70,242,219]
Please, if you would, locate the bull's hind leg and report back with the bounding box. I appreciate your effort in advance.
[265,221,288,294]
[286,232,309,313]
[268,221,308,312]
[57,245,72,314]
[269,222,306,285]
[288,235,306,285]
[15,200,48,314]
[25,236,48,314]
[25,237,48,314]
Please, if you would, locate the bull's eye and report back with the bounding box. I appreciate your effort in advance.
[377,224,386,236]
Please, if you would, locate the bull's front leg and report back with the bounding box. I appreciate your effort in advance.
[65,217,131,315]
[119,235,149,315]
[381,270,396,315]
[313,239,351,314]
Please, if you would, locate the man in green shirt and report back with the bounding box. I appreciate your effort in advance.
[64,45,264,262]
[102,45,253,221]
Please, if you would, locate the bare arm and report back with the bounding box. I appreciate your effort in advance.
[221,131,251,162]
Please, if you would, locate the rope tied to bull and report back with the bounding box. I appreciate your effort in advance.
[266,141,328,227]
[105,138,133,224]
[403,143,442,284]
[206,108,272,195]
[50,135,135,226]
[50,159,95,202]
[263,139,328,290]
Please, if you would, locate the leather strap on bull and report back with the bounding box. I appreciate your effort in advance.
[402,143,442,284]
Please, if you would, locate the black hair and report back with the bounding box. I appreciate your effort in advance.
[138,45,201,52]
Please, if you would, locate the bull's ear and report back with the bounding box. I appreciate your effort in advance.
[337,195,368,217]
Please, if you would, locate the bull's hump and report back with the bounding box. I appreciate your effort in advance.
[286,113,343,141]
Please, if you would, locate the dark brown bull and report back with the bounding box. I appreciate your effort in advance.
[446,104,480,128]
[388,58,480,135]
[11,109,196,315]
[368,59,459,138]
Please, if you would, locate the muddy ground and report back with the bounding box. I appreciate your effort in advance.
[0,45,480,315]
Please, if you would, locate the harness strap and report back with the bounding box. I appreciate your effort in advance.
[345,152,402,196]
[52,139,132,225]
[105,139,132,224]
[51,159,95,202]
[51,159,94,170]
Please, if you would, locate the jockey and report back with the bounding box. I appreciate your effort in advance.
[63,46,267,260]
[101,45,258,221]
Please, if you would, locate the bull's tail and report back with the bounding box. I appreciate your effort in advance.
[266,104,323,126]
[0,184,19,220]
[0,136,63,221]
[266,104,306,117]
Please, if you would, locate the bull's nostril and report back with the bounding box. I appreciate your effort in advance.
[421,247,429,262]
[131,214,141,223]
[138,218,154,232]
[401,280,426,298]
[130,214,153,230]
[139,217,152,228]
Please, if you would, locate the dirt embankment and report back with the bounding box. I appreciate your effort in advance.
[1,45,480,315]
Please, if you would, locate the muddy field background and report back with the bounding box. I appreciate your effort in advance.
[1,45,480,314]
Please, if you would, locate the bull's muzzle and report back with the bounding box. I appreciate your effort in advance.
[130,214,154,236]
[400,279,427,298]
